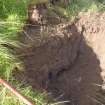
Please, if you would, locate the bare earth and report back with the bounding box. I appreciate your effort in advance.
[14,13,105,105]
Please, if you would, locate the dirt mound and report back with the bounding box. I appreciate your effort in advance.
[14,13,105,105]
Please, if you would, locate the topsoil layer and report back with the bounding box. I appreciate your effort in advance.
[14,13,105,105]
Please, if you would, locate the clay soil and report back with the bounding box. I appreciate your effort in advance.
[14,13,105,105]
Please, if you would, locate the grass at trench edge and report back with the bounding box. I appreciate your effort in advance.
[0,0,48,105]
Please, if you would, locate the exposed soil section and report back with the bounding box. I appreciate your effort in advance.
[77,13,105,85]
[14,5,105,105]
[16,23,82,90]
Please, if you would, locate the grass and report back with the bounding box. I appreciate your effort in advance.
[0,0,48,105]
[66,0,105,21]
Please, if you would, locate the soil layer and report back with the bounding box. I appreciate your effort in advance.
[14,12,105,105]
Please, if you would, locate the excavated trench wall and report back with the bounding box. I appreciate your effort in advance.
[14,3,105,105]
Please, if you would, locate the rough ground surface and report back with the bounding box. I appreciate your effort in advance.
[14,12,105,105]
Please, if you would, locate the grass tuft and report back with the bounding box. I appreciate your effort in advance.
[66,0,105,21]
[0,0,48,105]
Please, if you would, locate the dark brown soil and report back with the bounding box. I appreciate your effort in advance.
[14,7,105,105]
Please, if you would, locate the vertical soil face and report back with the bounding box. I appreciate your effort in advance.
[16,23,82,90]
[77,13,105,84]
[15,5,104,105]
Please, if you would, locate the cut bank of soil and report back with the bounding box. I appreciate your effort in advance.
[14,12,105,105]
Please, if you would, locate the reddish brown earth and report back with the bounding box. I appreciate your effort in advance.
[14,7,105,105]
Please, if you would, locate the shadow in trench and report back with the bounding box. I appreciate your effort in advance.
[14,23,103,105]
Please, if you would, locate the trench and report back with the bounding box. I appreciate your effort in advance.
[13,4,104,105]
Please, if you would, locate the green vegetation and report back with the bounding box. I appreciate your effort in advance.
[66,0,105,20]
[0,0,105,105]
[0,0,47,105]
